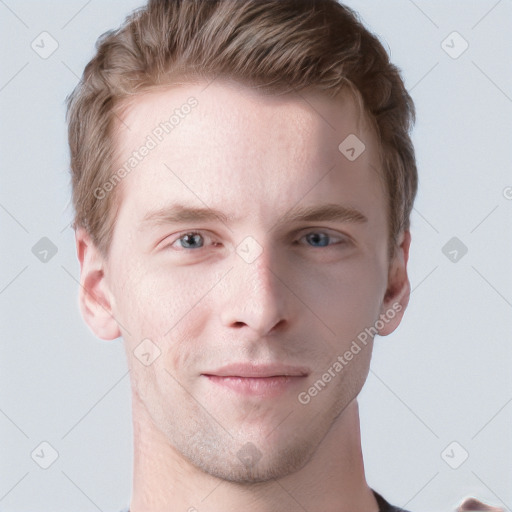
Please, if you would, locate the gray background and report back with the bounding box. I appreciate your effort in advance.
[1,1,511,511]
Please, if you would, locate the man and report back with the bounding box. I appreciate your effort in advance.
[67,1,418,510]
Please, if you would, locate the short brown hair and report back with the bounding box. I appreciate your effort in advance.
[66,0,417,260]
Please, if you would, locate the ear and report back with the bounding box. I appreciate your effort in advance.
[75,227,121,340]
[377,230,411,336]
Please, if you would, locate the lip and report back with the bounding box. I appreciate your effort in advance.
[201,363,309,398]
[202,362,310,378]
[203,375,307,397]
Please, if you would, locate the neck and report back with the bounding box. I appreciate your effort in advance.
[129,390,378,512]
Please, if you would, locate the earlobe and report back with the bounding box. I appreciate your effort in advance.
[378,230,411,336]
[75,227,121,341]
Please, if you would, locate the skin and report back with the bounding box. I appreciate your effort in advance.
[76,79,411,512]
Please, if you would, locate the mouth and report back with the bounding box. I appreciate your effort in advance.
[202,362,310,378]
[201,363,309,397]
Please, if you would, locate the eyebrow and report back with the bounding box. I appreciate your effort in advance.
[139,202,368,230]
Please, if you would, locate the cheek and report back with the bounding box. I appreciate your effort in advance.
[299,254,387,341]
[112,262,217,376]
[113,260,209,334]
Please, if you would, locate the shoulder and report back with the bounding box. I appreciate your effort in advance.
[372,489,505,512]
[457,497,504,511]
[372,489,413,512]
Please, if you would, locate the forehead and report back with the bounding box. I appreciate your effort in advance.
[114,80,374,159]
[110,80,384,229]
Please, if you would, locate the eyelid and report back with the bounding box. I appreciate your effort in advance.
[295,227,352,244]
[160,227,351,252]
[298,227,347,237]
[161,230,213,250]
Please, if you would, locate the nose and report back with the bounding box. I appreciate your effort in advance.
[219,244,290,337]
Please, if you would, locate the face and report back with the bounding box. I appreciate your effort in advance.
[82,80,409,483]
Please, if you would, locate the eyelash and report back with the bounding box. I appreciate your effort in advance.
[163,230,348,252]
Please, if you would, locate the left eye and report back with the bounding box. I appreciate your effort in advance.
[166,230,344,251]
[301,232,343,247]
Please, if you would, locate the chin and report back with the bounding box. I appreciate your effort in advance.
[181,430,319,484]
[199,452,310,484]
